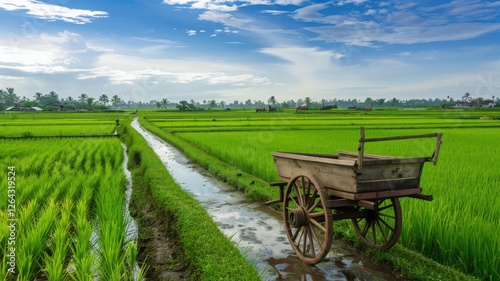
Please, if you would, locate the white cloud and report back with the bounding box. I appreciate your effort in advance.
[364,9,376,15]
[162,0,305,11]
[295,2,500,46]
[260,9,288,15]
[337,0,367,6]
[274,0,305,5]
[191,0,238,11]
[198,11,252,28]
[71,53,272,88]
[187,30,197,36]
[0,0,107,24]
[0,31,101,70]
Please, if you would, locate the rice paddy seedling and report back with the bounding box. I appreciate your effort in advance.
[17,200,57,281]
[0,124,117,137]
[0,135,137,280]
[71,189,95,281]
[44,200,72,281]
[95,173,127,280]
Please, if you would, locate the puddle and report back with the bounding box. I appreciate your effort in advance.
[131,119,400,281]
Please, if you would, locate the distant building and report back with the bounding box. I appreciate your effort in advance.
[455,101,471,108]
[5,106,43,111]
[481,100,497,108]
[455,99,497,108]
[5,107,21,111]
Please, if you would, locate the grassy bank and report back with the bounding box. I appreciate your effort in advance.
[119,119,262,280]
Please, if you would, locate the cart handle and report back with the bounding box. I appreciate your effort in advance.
[357,127,443,170]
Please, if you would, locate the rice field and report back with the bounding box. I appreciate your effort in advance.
[144,109,500,280]
[0,112,126,137]
[0,136,142,280]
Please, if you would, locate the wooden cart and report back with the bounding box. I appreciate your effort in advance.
[267,128,443,264]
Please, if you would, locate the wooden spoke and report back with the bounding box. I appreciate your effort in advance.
[309,217,327,233]
[283,174,333,264]
[351,198,402,250]
[375,219,389,243]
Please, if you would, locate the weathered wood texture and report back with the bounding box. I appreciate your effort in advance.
[272,151,427,194]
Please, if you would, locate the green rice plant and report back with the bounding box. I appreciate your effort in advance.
[0,211,10,280]
[16,200,38,240]
[95,168,127,280]
[71,187,95,281]
[44,200,72,281]
[124,241,147,281]
[0,124,117,137]
[17,200,57,281]
[0,136,131,280]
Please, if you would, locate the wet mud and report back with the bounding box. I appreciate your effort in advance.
[131,119,401,281]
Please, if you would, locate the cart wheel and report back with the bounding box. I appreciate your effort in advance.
[351,198,402,250]
[283,174,333,264]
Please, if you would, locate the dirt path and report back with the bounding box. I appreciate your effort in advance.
[131,119,401,280]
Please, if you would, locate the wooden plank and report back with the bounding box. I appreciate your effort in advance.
[360,132,441,143]
[358,127,365,170]
[325,187,422,200]
[356,178,420,192]
[361,157,429,166]
[357,200,376,210]
[269,182,287,187]
[264,199,282,205]
[338,150,397,160]
[272,152,356,166]
[327,199,375,210]
[358,163,424,181]
[357,177,419,184]
[327,199,352,208]
[409,193,434,201]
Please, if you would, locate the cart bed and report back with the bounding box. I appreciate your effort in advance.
[272,151,428,193]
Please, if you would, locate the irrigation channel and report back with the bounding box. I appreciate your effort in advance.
[131,119,400,281]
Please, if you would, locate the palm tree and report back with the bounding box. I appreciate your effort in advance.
[304,97,312,107]
[4,88,19,106]
[209,100,217,108]
[477,97,484,107]
[47,91,59,104]
[161,98,170,109]
[99,94,109,105]
[111,95,121,107]
[85,97,97,110]
[34,92,43,102]
[177,100,188,110]
[78,93,88,103]
[155,101,161,109]
[462,92,471,102]
[268,96,276,107]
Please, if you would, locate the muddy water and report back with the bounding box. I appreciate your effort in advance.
[131,119,400,281]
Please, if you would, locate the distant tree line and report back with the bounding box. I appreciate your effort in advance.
[1,87,498,112]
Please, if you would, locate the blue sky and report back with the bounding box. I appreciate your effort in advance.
[0,0,499,104]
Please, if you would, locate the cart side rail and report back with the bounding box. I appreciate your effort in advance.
[357,128,443,170]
